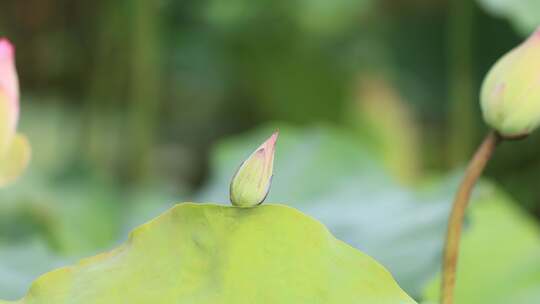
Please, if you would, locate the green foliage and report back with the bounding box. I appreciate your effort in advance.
[0,175,122,298]
[0,174,121,253]
[3,2,540,303]
[0,170,186,300]
[424,184,540,303]
[205,0,372,36]
[1,203,416,304]
[0,104,181,300]
[4,122,540,303]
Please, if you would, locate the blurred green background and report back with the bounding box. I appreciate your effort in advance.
[1,0,540,303]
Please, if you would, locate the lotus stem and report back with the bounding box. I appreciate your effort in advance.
[441,130,501,304]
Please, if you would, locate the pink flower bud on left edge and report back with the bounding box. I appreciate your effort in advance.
[0,38,30,187]
[0,38,20,132]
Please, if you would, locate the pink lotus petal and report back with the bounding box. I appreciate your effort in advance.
[0,38,19,130]
[534,26,540,39]
[264,131,278,151]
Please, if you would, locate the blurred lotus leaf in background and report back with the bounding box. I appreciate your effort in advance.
[477,0,540,35]
[0,174,121,299]
[0,240,67,300]
[0,203,416,304]
[0,104,178,300]
[423,183,540,304]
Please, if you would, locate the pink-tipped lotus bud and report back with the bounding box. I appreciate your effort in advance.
[0,38,19,132]
[230,131,278,207]
[480,27,540,137]
[0,38,30,187]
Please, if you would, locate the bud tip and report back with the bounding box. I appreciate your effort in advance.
[0,38,14,59]
[266,130,279,149]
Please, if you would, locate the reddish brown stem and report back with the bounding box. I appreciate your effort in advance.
[441,131,501,304]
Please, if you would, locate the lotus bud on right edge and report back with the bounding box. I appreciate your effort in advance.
[480,27,540,138]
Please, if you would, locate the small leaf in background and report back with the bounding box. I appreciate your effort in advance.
[2,203,417,304]
[423,183,540,303]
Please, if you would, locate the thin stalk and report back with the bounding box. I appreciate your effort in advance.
[441,131,501,304]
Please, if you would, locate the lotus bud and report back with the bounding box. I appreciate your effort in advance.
[0,38,19,133]
[0,38,30,187]
[480,27,540,138]
[230,131,278,207]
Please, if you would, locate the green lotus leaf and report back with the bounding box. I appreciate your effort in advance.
[197,124,451,297]
[1,203,416,304]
